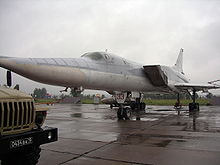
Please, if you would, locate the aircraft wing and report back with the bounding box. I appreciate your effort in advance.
[174,83,220,91]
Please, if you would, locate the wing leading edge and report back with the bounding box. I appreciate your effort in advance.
[175,83,220,91]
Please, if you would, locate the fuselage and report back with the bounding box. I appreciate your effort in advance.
[0,52,189,93]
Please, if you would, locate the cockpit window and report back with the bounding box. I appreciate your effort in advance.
[104,54,110,60]
[81,52,105,61]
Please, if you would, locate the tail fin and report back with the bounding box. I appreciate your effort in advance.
[174,48,184,74]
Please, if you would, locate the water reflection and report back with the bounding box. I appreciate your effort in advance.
[71,113,82,118]
[189,111,199,131]
[70,104,83,118]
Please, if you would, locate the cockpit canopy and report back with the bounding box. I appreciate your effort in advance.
[81,52,110,61]
[81,51,137,67]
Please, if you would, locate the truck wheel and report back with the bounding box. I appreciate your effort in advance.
[1,146,41,165]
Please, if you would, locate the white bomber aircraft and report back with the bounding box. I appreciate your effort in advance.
[0,49,219,119]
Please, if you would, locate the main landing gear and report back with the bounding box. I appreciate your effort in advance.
[174,90,199,114]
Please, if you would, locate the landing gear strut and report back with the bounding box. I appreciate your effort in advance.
[136,98,141,120]
[174,93,182,109]
[174,93,182,115]
[115,92,145,120]
[189,89,199,112]
[130,98,146,120]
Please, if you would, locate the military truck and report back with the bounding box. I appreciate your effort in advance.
[0,87,58,165]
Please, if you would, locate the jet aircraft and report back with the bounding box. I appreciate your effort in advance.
[0,49,219,119]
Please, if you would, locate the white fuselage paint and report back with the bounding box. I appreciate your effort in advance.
[85,69,157,92]
[0,52,189,93]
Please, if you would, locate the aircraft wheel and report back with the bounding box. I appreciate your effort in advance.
[117,108,123,120]
[130,102,136,110]
[189,103,200,112]
[123,107,131,120]
[140,102,146,110]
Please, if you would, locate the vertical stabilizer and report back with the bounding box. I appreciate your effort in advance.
[174,48,184,74]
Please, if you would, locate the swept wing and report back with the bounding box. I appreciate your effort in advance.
[174,83,220,91]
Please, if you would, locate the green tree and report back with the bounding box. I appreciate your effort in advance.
[70,88,81,97]
[206,93,213,99]
[33,88,47,98]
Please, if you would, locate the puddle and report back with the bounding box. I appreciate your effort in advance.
[135,118,159,121]
[176,139,186,142]
[71,113,82,118]
[154,140,171,147]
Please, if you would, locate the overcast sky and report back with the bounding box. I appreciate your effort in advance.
[0,0,220,95]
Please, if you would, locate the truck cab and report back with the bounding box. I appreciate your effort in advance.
[0,87,57,165]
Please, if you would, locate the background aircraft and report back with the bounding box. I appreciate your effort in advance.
[0,49,219,120]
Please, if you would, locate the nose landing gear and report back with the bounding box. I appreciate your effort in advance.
[116,99,146,120]
[115,92,145,120]
[117,106,131,120]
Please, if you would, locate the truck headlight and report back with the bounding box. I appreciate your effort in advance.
[48,132,52,140]
[35,112,44,126]
[35,111,47,127]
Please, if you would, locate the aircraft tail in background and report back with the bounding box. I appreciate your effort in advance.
[173,48,184,74]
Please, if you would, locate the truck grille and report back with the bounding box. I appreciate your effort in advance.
[0,100,35,135]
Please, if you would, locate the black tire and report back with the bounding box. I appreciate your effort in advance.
[140,102,146,111]
[189,103,199,112]
[130,102,145,111]
[123,107,131,120]
[1,146,41,165]
[117,108,123,120]
[130,102,136,110]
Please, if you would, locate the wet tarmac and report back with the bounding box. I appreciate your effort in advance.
[37,104,220,165]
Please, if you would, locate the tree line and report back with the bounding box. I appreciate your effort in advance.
[33,87,207,99]
[32,88,98,99]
